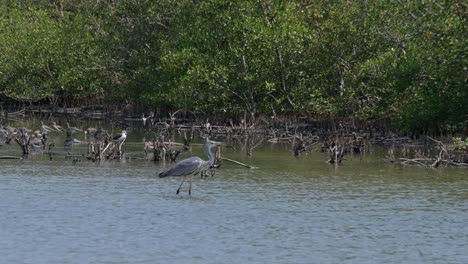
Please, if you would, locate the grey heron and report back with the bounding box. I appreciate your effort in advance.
[85,127,97,136]
[64,135,82,150]
[66,122,83,135]
[52,121,64,132]
[159,139,222,195]
[40,121,54,133]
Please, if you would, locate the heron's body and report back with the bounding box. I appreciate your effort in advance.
[64,135,82,148]
[159,157,209,178]
[85,127,97,136]
[67,122,83,135]
[159,140,221,195]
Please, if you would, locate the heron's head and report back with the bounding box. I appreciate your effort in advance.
[206,140,222,148]
[122,130,127,135]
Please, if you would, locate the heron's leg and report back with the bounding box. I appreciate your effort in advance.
[188,174,193,196]
[200,170,207,178]
[176,176,186,195]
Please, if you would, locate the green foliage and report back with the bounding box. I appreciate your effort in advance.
[0,1,104,103]
[453,137,468,151]
[0,0,465,132]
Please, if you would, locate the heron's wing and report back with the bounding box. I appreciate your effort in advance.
[159,157,203,177]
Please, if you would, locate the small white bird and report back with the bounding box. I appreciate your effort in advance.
[113,130,127,143]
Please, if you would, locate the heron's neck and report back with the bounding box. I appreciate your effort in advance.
[203,145,216,165]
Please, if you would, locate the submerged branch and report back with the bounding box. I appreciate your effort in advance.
[0,156,22,159]
[221,157,257,169]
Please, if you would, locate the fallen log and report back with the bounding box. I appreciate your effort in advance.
[221,157,257,169]
[0,156,22,160]
[65,154,85,158]
[441,160,468,167]
[399,158,431,168]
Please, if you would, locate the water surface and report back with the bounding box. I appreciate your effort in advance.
[0,131,467,263]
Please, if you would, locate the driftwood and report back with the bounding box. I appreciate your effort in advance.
[1,106,466,170]
[292,131,321,157]
[390,136,468,168]
[0,156,22,160]
[247,137,265,157]
[65,153,85,158]
[323,130,366,163]
[145,136,180,162]
[326,133,345,164]
[183,129,193,151]
[398,158,468,168]
[221,157,257,169]
[85,134,126,161]
[13,129,31,156]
